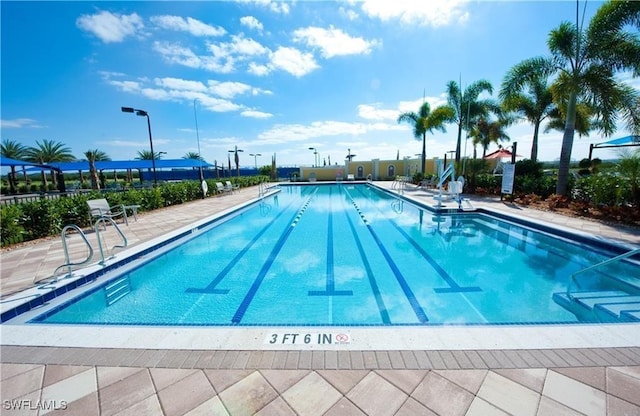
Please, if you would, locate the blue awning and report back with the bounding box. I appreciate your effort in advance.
[44,159,216,172]
[594,135,640,147]
[1,156,56,170]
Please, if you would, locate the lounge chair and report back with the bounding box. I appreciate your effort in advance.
[347,174,355,181]
[87,198,128,226]
[225,181,239,193]
[216,182,231,195]
[418,177,436,189]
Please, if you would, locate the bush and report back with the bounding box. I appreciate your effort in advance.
[515,159,544,178]
[0,204,26,246]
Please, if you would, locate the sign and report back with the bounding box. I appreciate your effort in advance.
[264,332,351,345]
[501,163,515,194]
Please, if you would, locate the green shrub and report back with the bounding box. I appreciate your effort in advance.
[0,204,26,246]
[515,159,543,178]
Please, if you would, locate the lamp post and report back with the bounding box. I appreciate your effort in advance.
[122,106,157,186]
[308,147,318,167]
[193,99,206,198]
[228,146,244,177]
[249,153,262,170]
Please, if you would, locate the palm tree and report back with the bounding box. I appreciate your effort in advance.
[397,101,454,173]
[1,139,27,193]
[545,1,640,196]
[617,149,640,206]
[23,140,75,191]
[83,149,110,190]
[183,152,203,160]
[500,62,557,161]
[135,150,164,160]
[445,79,501,163]
[469,118,511,158]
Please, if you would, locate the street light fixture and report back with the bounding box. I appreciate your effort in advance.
[121,106,157,186]
[249,153,262,170]
[228,146,244,177]
[308,147,318,167]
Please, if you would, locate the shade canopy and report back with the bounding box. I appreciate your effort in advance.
[43,159,215,172]
[1,156,55,170]
[483,149,520,159]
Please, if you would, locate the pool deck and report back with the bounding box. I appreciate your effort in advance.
[1,183,639,415]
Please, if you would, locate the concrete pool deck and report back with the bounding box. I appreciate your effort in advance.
[1,183,639,415]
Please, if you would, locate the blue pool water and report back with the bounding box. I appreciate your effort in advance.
[32,184,639,326]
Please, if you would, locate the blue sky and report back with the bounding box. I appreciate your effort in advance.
[1,0,638,168]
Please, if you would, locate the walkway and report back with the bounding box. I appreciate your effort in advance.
[1,183,639,415]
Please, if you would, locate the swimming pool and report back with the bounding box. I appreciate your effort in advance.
[20,184,640,326]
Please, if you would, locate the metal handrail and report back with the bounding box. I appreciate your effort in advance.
[95,217,128,265]
[567,247,640,298]
[38,224,94,283]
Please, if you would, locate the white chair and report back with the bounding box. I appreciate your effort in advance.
[216,182,231,195]
[87,198,128,225]
[225,181,239,193]
[347,174,355,181]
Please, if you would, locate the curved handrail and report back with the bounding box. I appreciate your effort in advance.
[567,247,640,298]
[36,224,94,283]
[95,217,128,265]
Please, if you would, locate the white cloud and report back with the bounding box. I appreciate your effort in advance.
[270,47,319,77]
[207,80,252,99]
[258,120,402,143]
[358,104,399,121]
[153,41,203,69]
[293,26,379,58]
[0,118,44,129]
[339,7,359,21]
[76,11,144,43]
[239,0,290,15]
[150,15,226,37]
[361,0,470,27]
[248,62,271,76]
[155,77,208,92]
[241,109,273,119]
[240,16,263,31]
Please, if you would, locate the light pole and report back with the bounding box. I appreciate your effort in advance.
[308,147,317,167]
[193,99,206,198]
[122,106,157,186]
[228,146,244,177]
[249,153,262,170]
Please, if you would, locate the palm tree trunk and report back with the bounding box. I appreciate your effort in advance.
[556,91,578,196]
[455,123,463,163]
[9,166,17,193]
[421,132,426,174]
[531,122,541,161]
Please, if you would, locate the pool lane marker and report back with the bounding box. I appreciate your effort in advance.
[232,188,319,324]
[343,187,429,323]
[337,187,391,324]
[309,187,353,297]
[358,187,482,294]
[185,198,297,294]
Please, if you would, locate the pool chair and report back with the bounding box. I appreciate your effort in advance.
[215,182,231,195]
[225,181,239,193]
[418,177,436,189]
[87,198,128,226]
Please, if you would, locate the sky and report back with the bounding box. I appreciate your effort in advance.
[1,0,638,169]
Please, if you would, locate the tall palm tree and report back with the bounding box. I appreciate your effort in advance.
[397,101,454,173]
[500,63,557,161]
[1,139,27,193]
[83,149,110,190]
[469,118,511,158]
[23,139,75,190]
[545,0,640,196]
[445,79,501,163]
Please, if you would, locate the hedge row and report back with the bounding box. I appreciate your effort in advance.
[0,176,268,247]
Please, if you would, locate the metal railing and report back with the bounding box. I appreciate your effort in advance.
[38,225,94,283]
[567,247,640,298]
[95,217,128,265]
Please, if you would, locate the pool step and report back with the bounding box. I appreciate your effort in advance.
[104,276,131,306]
[553,290,640,322]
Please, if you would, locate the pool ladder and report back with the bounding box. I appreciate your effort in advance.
[39,218,128,283]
